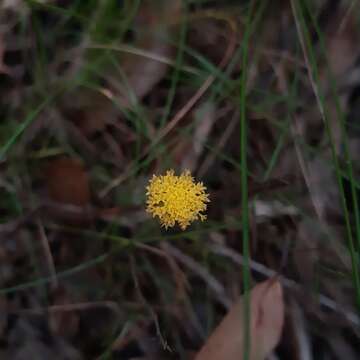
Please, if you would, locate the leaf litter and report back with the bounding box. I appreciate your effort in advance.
[0,0,360,359]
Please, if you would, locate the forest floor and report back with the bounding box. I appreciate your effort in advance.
[0,0,360,359]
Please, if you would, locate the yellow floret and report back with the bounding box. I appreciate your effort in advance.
[146,169,210,230]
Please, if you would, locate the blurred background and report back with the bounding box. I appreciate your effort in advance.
[1,0,360,359]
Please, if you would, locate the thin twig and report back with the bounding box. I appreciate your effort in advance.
[162,243,231,309]
[36,217,58,289]
[7,301,121,316]
[337,0,358,35]
[137,242,189,295]
[130,255,172,352]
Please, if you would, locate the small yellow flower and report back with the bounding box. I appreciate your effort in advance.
[146,169,210,230]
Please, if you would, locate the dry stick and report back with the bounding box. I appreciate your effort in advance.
[139,243,204,341]
[210,244,360,327]
[0,208,39,233]
[90,43,199,75]
[0,201,121,236]
[130,255,172,352]
[7,301,120,316]
[163,243,231,309]
[107,320,153,359]
[290,300,313,360]
[261,47,306,67]
[338,0,358,34]
[36,217,58,289]
[100,19,237,197]
[137,242,189,294]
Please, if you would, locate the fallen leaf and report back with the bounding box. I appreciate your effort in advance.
[45,157,90,206]
[195,278,284,360]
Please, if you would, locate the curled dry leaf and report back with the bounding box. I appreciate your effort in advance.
[195,278,284,360]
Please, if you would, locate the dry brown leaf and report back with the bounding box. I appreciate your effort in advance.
[45,157,90,206]
[195,278,284,360]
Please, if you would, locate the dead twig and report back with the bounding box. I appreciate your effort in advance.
[130,255,172,352]
[35,217,58,289]
[162,243,231,309]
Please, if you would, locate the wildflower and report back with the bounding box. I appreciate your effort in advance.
[146,169,210,230]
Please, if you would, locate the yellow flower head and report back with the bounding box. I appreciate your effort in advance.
[146,169,210,230]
